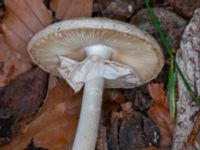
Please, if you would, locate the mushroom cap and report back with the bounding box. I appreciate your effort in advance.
[28,17,164,88]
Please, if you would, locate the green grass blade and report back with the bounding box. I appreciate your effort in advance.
[168,60,176,119]
[144,0,200,105]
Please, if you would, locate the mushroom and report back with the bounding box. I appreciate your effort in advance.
[28,18,164,150]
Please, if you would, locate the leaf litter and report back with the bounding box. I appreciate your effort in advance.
[0,0,199,150]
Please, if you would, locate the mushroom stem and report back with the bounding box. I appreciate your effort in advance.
[72,77,104,150]
[73,44,113,150]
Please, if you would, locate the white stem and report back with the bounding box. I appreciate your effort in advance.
[72,78,104,150]
[72,44,113,150]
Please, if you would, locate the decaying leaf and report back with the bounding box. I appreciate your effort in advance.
[0,34,32,87]
[2,0,53,62]
[50,0,93,20]
[147,83,173,148]
[0,67,48,146]
[0,76,82,150]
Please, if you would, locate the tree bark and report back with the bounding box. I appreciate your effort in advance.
[173,8,200,150]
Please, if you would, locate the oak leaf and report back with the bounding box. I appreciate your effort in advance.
[147,83,173,147]
[51,0,93,20]
[2,0,53,62]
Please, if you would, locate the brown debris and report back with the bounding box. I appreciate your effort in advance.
[0,67,48,146]
[119,111,159,149]
[50,0,93,20]
[170,0,200,19]
[108,111,120,150]
[96,125,108,150]
[98,0,143,21]
[131,8,187,50]
[134,91,152,112]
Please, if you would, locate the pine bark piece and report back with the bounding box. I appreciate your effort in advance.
[0,76,82,150]
[0,67,48,146]
[119,111,159,149]
[98,0,143,21]
[2,0,53,62]
[131,8,187,50]
[50,0,93,20]
[170,0,200,19]
[173,8,200,150]
[108,112,120,150]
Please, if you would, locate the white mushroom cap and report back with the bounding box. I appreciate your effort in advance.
[28,17,164,88]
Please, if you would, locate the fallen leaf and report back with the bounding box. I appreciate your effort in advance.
[147,83,173,147]
[0,34,32,87]
[50,0,93,20]
[2,0,53,62]
[0,76,82,150]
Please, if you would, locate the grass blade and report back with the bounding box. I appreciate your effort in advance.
[168,60,176,119]
[144,0,200,105]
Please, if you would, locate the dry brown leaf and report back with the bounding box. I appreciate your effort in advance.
[0,34,31,87]
[0,76,82,150]
[2,0,53,62]
[51,0,93,20]
[147,83,173,147]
